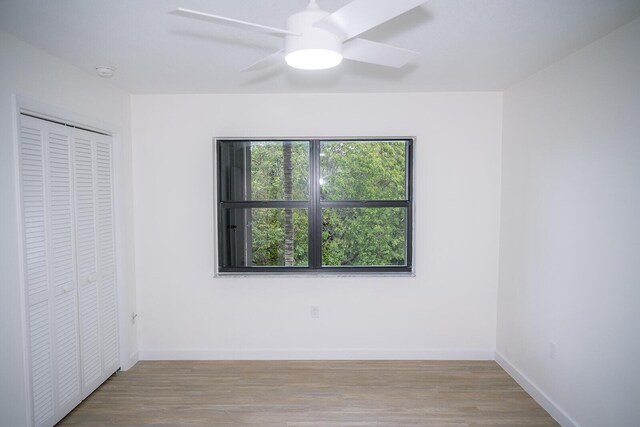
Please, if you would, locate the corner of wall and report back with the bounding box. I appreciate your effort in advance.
[495,352,579,427]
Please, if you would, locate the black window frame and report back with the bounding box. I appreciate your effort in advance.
[215,137,414,275]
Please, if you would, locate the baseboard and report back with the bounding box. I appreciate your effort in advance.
[139,348,494,361]
[495,351,579,427]
[119,351,139,371]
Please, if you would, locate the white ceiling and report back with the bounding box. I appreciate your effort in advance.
[1,0,639,94]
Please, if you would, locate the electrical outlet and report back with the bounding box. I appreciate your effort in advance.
[310,306,320,318]
[549,341,556,360]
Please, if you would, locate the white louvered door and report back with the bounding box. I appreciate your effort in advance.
[94,136,120,377]
[73,129,119,398]
[72,131,102,397]
[45,122,82,418]
[19,115,119,427]
[20,116,57,427]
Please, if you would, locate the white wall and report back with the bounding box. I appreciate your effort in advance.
[0,32,137,427]
[131,92,503,360]
[497,17,640,427]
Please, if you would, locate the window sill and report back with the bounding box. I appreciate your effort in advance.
[214,270,416,279]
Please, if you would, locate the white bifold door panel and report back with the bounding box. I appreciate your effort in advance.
[18,115,119,427]
[73,129,119,398]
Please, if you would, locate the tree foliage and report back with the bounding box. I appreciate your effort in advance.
[320,141,406,266]
[246,140,407,267]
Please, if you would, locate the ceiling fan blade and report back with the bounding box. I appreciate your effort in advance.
[241,49,285,72]
[169,8,298,37]
[342,38,419,68]
[314,0,428,41]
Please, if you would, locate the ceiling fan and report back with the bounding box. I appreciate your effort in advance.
[169,0,428,71]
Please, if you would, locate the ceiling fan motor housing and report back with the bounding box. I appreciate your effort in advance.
[285,7,343,69]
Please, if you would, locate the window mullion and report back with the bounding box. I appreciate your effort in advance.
[310,140,322,269]
[219,201,309,209]
[319,200,410,209]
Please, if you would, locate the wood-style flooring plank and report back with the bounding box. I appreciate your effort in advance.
[57,360,558,426]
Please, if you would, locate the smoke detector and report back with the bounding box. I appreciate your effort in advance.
[96,66,115,78]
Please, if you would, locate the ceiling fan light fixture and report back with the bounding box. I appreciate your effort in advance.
[284,2,343,71]
[285,48,343,70]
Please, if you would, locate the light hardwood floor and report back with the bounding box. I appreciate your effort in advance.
[58,360,558,426]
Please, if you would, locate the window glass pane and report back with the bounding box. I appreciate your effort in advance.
[320,140,407,201]
[220,208,308,267]
[322,208,407,266]
[219,140,309,201]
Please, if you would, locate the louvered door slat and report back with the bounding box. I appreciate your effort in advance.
[73,137,97,282]
[20,119,49,305]
[47,128,74,297]
[54,292,81,411]
[79,283,102,394]
[29,299,54,427]
[100,274,119,369]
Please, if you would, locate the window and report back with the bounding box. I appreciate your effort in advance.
[216,138,413,274]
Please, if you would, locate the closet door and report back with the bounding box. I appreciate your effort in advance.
[46,121,82,417]
[20,116,56,427]
[95,136,119,376]
[19,114,119,426]
[19,115,82,426]
[72,131,102,396]
[73,129,119,398]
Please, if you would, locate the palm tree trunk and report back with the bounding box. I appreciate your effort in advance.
[283,142,294,266]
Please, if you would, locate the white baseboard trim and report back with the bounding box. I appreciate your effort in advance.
[495,351,579,427]
[139,348,494,361]
[119,351,139,371]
